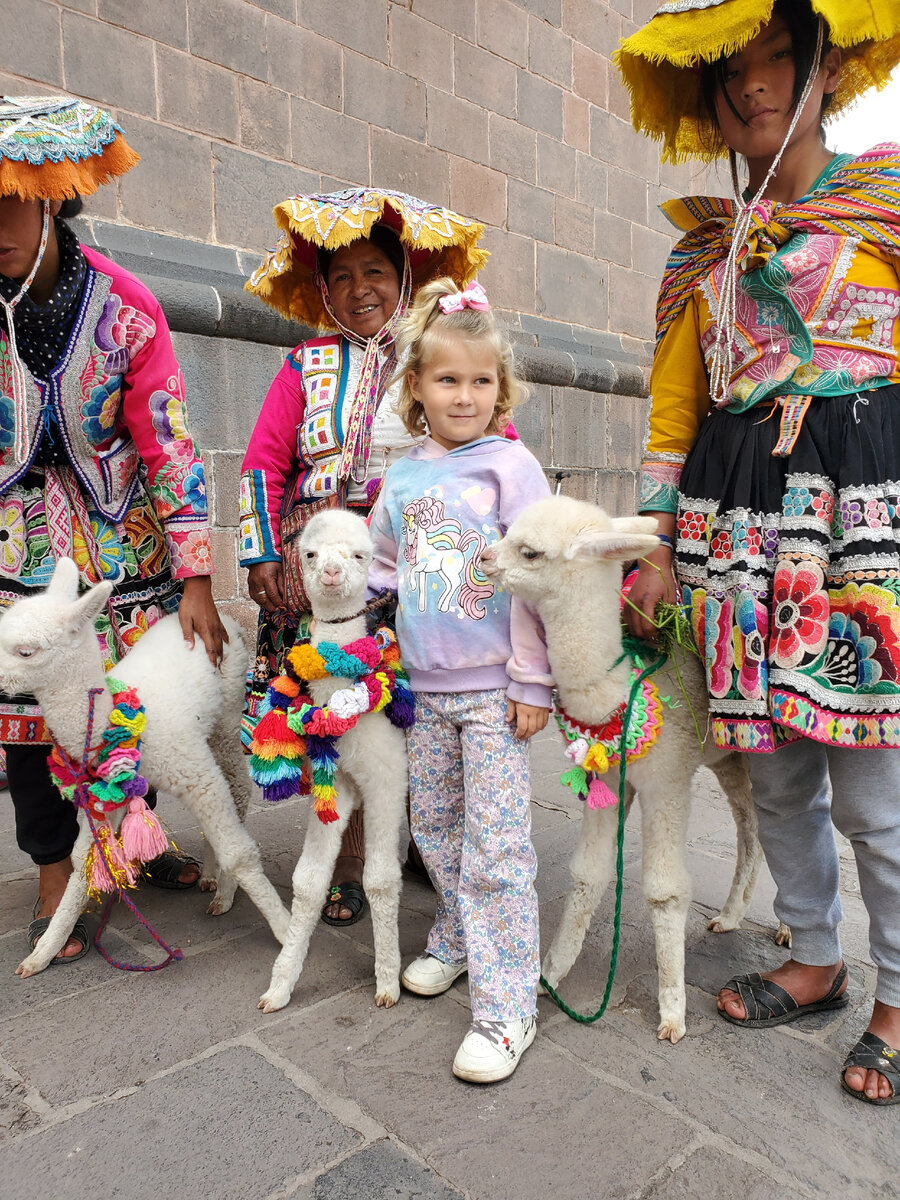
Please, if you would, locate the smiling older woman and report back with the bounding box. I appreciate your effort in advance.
[239,188,488,925]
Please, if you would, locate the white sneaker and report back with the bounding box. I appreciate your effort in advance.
[452,1015,537,1083]
[401,953,468,996]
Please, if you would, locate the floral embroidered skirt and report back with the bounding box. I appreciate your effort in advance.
[676,385,900,753]
[0,465,181,744]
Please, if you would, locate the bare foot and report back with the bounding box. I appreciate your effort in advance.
[323,854,364,922]
[716,959,846,1021]
[34,859,84,960]
[842,1000,900,1102]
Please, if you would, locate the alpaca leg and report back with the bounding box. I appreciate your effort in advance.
[639,782,692,1044]
[541,801,622,991]
[258,800,351,1013]
[17,817,92,978]
[707,754,763,932]
[200,721,254,902]
[158,751,289,943]
[359,757,407,1008]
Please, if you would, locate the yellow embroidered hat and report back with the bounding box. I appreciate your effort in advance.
[246,187,489,329]
[616,0,900,163]
[0,95,139,200]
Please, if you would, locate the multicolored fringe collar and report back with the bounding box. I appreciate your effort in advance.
[249,624,415,823]
[48,679,169,897]
[556,669,663,811]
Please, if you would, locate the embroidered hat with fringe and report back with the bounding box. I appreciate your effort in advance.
[616,0,900,164]
[246,187,489,329]
[0,94,139,200]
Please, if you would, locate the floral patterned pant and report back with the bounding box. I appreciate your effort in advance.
[408,689,539,1022]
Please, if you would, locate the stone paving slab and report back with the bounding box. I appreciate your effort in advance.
[259,986,692,1200]
[292,1140,466,1200]
[0,1046,360,1200]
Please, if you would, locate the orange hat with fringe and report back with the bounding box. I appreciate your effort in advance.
[0,94,139,200]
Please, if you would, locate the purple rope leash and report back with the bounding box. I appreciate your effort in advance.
[66,688,183,972]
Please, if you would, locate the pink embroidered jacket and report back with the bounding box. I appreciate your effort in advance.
[0,246,213,577]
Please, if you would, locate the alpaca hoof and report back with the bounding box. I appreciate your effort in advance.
[198,876,217,893]
[774,921,792,947]
[657,1020,685,1044]
[206,895,234,917]
[258,986,290,1013]
[15,960,37,978]
[375,984,400,1008]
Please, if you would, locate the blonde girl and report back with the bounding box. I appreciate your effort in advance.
[368,278,552,1083]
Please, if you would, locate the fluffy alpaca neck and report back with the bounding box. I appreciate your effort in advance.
[539,569,631,727]
[310,613,367,650]
[35,639,115,760]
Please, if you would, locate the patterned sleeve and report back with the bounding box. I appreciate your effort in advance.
[640,296,711,515]
[119,294,213,578]
[239,353,306,565]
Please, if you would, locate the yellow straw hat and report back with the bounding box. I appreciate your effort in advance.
[246,187,489,330]
[616,0,900,163]
[0,95,139,199]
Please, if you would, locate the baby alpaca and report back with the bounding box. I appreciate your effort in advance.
[483,496,766,1043]
[257,509,409,1013]
[0,558,290,977]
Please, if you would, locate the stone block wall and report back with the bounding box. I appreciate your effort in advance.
[1,0,710,622]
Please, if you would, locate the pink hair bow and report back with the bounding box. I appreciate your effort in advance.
[438,281,490,314]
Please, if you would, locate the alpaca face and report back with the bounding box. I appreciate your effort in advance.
[482,496,661,609]
[298,510,374,610]
[0,565,112,695]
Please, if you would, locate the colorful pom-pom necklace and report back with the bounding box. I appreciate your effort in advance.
[555,666,663,811]
[250,624,414,823]
[48,678,169,898]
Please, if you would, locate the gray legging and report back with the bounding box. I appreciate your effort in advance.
[749,741,900,1007]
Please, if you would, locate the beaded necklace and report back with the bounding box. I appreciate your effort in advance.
[48,678,168,897]
[250,624,414,823]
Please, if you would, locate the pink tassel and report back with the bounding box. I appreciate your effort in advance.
[120,796,168,863]
[586,778,618,810]
[105,825,139,886]
[89,828,117,893]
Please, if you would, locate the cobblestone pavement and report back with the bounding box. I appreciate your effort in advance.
[1,728,895,1199]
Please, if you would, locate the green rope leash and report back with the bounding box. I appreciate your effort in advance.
[539,640,669,1024]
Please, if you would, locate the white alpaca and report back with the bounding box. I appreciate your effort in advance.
[0,558,290,977]
[482,496,775,1043]
[257,509,409,1013]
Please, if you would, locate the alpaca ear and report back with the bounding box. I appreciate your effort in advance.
[66,581,114,633]
[565,528,662,562]
[609,516,661,536]
[47,557,81,600]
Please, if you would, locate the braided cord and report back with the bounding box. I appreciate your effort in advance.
[539,647,668,1024]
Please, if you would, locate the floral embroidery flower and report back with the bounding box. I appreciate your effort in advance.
[770,562,829,669]
[181,466,207,511]
[92,519,128,582]
[697,591,734,698]
[734,589,768,700]
[81,375,122,443]
[783,487,812,518]
[0,496,26,574]
[171,530,213,574]
[120,605,164,649]
[827,582,900,686]
[150,390,188,444]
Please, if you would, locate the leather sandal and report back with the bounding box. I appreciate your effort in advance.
[27,914,90,964]
[139,851,201,890]
[841,1032,900,1105]
[320,881,368,927]
[718,963,849,1028]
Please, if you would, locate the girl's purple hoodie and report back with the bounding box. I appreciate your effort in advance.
[369,435,554,707]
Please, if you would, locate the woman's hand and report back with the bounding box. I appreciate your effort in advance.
[247,561,284,614]
[179,576,230,667]
[624,550,677,642]
[506,700,550,741]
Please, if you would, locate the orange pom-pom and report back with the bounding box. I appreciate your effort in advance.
[272,675,301,698]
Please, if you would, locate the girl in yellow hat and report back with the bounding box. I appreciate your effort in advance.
[621,1,900,1105]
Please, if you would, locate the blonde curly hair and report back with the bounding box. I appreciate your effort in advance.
[393,277,527,439]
